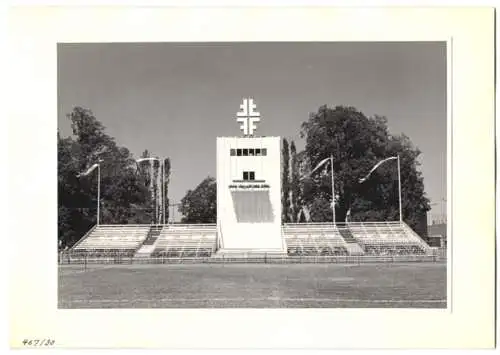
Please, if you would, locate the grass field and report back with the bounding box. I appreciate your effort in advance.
[58,262,447,308]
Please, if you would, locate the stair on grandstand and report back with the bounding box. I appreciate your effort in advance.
[151,224,217,258]
[282,222,430,256]
[337,225,365,256]
[134,225,163,258]
[71,224,150,257]
[283,224,350,256]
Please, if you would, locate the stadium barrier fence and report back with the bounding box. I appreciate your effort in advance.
[58,251,446,265]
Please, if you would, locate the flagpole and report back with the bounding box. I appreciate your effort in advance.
[162,160,165,225]
[159,160,162,225]
[97,163,100,225]
[331,155,336,225]
[160,159,164,225]
[150,162,155,225]
[397,155,402,223]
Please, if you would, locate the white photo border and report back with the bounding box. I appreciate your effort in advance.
[8,6,495,349]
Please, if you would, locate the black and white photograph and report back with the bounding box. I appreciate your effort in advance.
[57,41,447,309]
[8,5,495,350]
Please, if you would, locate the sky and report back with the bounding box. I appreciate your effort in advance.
[58,42,447,221]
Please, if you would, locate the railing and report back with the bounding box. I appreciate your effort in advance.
[284,221,403,227]
[429,247,447,258]
[59,252,446,265]
[163,224,216,229]
[83,224,216,230]
[95,224,152,228]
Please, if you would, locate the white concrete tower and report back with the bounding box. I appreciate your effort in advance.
[216,98,284,252]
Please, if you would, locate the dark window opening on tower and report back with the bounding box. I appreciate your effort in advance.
[242,171,256,181]
[231,148,266,157]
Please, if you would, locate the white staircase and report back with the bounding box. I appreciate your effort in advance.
[134,225,163,258]
[134,242,159,258]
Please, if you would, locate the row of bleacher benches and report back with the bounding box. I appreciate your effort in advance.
[73,224,217,256]
[70,222,430,257]
[287,245,426,257]
[68,246,426,258]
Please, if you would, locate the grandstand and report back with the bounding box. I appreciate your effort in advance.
[71,224,150,257]
[346,222,430,255]
[68,221,432,259]
[283,222,430,256]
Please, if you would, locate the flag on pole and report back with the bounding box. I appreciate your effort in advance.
[358,156,397,183]
[310,157,331,176]
[77,163,99,177]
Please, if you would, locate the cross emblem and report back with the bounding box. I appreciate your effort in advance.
[236,98,261,136]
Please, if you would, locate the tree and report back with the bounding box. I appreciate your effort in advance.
[300,105,430,231]
[100,171,151,224]
[135,153,172,224]
[309,197,333,222]
[58,107,154,247]
[294,150,312,222]
[178,176,216,223]
[163,158,171,223]
[152,158,159,223]
[289,140,301,222]
[281,138,291,223]
[68,108,150,225]
[136,149,155,223]
[138,150,153,194]
[58,131,93,248]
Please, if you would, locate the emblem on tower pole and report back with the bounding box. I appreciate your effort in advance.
[236,98,261,136]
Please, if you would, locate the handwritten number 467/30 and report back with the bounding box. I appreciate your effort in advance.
[22,339,55,346]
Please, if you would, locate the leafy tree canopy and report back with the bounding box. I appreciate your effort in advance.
[58,107,163,248]
[300,105,430,232]
[178,176,216,224]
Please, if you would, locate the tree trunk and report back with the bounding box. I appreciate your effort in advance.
[335,196,351,223]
